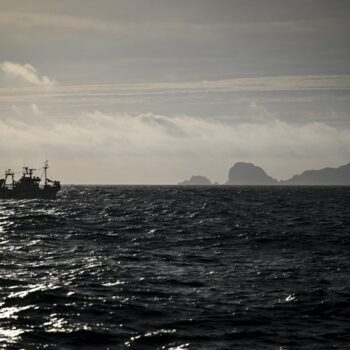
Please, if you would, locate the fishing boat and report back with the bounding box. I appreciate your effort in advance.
[0,161,60,199]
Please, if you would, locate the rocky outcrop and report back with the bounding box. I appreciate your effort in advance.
[178,175,212,185]
[226,162,278,185]
[282,163,350,185]
[180,162,350,186]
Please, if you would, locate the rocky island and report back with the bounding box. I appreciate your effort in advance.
[225,162,278,185]
[178,175,212,186]
[226,162,350,185]
[179,162,350,186]
[281,162,350,185]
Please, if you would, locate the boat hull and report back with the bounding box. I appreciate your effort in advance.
[0,187,60,199]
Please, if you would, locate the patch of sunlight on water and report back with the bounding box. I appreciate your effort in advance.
[7,283,58,299]
[0,328,25,343]
[0,306,33,344]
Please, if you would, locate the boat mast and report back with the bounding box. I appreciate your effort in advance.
[43,160,48,185]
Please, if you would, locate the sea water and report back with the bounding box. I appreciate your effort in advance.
[0,186,349,349]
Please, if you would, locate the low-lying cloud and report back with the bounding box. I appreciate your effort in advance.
[0,110,349,184]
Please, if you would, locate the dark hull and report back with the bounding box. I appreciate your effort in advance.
[0,188,59,199]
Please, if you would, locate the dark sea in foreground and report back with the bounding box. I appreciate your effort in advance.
[0,186,349,350]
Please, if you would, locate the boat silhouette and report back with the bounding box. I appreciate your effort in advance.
[0,161,60,199]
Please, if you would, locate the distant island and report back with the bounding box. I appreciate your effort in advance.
[179,162,350,186]
[226,162,278,185]
[280,162,350,186]
[178,175,212,185]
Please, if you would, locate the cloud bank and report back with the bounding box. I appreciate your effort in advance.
[0,61,56,86]
[0,110,349,184]
[0,11,123,35]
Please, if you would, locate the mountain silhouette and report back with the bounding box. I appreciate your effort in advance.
[178,175,212,185]
[226,162,278,185]
[282,163,350,185]
[179,162,350,186]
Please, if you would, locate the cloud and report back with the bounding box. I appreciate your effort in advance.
[0,9,346,38]
[0,11,125,35]
[0,74,349,107]
[0,61,56,86]
[11,105,22,115]
[4,74,350,95]
[30,103,43,116]
[0,110,349,183]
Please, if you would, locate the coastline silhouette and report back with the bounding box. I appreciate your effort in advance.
[179,162,350,186]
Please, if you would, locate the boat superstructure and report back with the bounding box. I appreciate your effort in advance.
[0,161,60,199]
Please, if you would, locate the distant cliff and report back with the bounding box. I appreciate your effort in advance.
[226,162,277,185]
[178,175,212,185]
[282,163,350,185]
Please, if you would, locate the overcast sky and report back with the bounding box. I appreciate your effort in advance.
[1,0,350,183]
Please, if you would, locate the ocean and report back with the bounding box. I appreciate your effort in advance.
[0,186,349,349]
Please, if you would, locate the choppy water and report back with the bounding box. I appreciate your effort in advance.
[0,186,349,350]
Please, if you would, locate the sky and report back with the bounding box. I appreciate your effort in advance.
[0,0,350,184]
